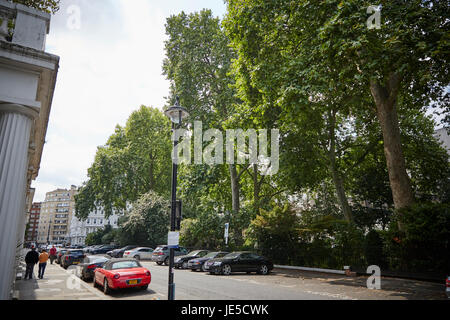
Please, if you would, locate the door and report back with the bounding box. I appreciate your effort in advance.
[140,248,152,260]
[234,253,252,272]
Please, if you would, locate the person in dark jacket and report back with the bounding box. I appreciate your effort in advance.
[24,247,40,280]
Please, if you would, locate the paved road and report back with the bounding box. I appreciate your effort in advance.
[14,259,447,300]
[139,262,337,300]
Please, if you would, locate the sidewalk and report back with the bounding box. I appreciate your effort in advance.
[13,262,111,300]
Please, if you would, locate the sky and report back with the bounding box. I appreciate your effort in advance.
[31,0,227,202]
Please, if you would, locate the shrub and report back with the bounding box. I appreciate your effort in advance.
[383,202,450,274]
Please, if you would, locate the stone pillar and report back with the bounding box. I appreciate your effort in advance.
[0,103,37,300]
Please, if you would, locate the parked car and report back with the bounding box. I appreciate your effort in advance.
[76,255,110,281]
[174,250,210,269]
[107,245,139,258]
[123,247,154,260]
[56,249,69,265]
[188,251,229,272]
[91,245,119,255]
[205,251,273,276]
[93,258,151,294]
[151,245,189,266]
[84,245,102,254]
[61,249,86,269]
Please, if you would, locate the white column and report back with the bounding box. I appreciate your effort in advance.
[0,103,37,300]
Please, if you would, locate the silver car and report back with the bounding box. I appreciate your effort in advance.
[123,247,154,260]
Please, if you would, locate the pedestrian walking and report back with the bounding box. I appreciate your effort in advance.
[24,246,39,280]
[49,246,57,264]
[38,249,49,279]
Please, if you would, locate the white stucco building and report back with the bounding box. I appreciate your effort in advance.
[68,208,122,246]
[0,1,59,300]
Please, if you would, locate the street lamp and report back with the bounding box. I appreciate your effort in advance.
[164,96,189,301]
[47,219,52,245]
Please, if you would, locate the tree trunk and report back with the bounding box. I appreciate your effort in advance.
[326,110,354,223]
[229,164,240,214]
[253,164,261,215]
[370,74,415,216]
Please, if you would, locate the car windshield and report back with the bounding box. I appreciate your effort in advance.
[223,253,240,259]
[204,252,219,258]
[154,246,167,252]
[111,261,141,270]
[85,256,108,264]
[187,250,202,257]
[216,252,228,258]
[70,250,83,255]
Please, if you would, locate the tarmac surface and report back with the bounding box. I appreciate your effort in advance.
[13,259,447,300]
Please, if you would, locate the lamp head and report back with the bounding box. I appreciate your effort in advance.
[164,97,189,124]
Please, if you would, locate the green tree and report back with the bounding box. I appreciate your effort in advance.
[163,9,248,219]
[245,205,300,264]
[224,0,449,223]
[118,191,170,248]
[75,106,172,219]
[12,0,60,13]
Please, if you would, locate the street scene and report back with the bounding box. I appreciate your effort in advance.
[14,251,446,301]
[0,0,449,310]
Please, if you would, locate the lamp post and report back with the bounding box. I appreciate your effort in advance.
[164,97,189,301]
[47,219,52,245]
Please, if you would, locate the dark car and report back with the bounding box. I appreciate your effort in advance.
[107,245,138,258]
[91,244,119,255]
[85,245,103,254]
[188,251,229,272]
[76,255,110,281]
[151,245,189,266]
[56,249,69,264]
[61,249,86,269]
[205,251,273,276]
[174,250,210,269]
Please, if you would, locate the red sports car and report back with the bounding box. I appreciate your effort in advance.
[93,258,151,294]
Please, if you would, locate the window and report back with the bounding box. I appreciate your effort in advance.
[111,261,141,270]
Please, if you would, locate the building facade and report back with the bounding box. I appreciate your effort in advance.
[0,1,59,300]
[25,202,41,244]
[68,208,121,246]
[37,186,78,245]
[434,127,450,156]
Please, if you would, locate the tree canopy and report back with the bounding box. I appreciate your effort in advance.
[11,0,60,14]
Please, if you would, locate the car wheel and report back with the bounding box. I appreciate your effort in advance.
[201,264,207,272]
[103,278,111,295]
[135,255,140,261]
[164,257,169,266]
[221,264,232,276]
[141,285,148,290]
[182,261,188,269]
[156,262,163,266]
[258,264,269,275]
[93,277,99,288]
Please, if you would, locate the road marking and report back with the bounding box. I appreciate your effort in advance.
[280,284,296,288]
[303,290,358,300]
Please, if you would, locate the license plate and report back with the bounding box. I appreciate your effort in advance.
[128,280,138,285]
[73,262,79,265]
